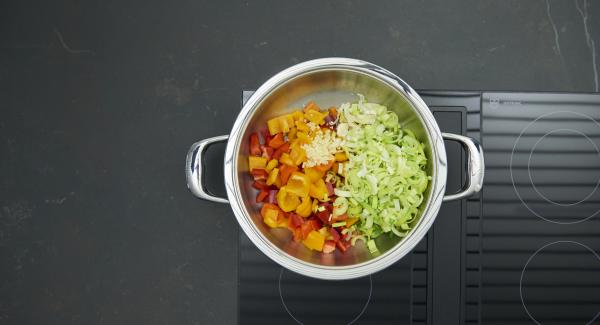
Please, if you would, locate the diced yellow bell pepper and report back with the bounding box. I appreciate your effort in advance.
[266,168,279,185]
[318,227,329,238]
[309,178,329,201]
[295,197,312,218]
[276,187,301,212]
[265,159,278,172]
[292,110,304,122]
[288,127,297,141]
[279,153,295,166]
[312,199,319,213]
[304,109,326,125]
[334,152,348,162]
[304,167,324,183]
[296,131,310,144]
[303,230,325,251]
[267,118,281,135]
[248,156,267,170]
[279,115,293,133]
[286,172,311,197]
[295,120,309,132]
[289,146,306,166]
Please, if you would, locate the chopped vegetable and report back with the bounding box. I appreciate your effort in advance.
[247,96,430,255]
[337,95,430,245]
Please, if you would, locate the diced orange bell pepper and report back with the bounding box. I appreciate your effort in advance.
[276,187,301,212]
[309,178,329,201]
[345,217,359,227]
[303,230,325,251]
[304,109,326,125]
[248,156,267,171]
[261,203,281,228]
[279,164,297,185]
[293,228,303,242]
[295,197,312,218]
[328,107,338,118]
[313,160,334,173]
[304,167,324,183]
[279,153,295,166]
[286,172,311,197]
[303,101,321,113]
[268,133,286,149]
[276,214,289,228]
[266,168,279,185]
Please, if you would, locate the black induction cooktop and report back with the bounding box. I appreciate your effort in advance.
[237,91,600,325]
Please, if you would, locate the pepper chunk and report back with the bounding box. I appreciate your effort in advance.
[276,187,301,212]
[303,230,325,251]
[260,203,281,228]
[309,178,329,201]
[285,172,311,198]
[295,197,312,218]
[249,133,261,156]
[248,156,267,171]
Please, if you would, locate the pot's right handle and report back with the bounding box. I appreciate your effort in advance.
[442,133,484,202]
[185,135,230,204]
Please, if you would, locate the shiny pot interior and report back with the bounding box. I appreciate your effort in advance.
[230,67,441,269]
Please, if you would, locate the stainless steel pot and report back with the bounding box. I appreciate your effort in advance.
[185,58,484,280]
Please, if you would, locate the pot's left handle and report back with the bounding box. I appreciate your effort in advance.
[185,135,230,204]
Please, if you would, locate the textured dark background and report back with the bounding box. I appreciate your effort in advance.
[1,0,599,324]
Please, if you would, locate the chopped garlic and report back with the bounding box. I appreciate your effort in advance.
[302,129,345,168]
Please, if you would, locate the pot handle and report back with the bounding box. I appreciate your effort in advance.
[185,135,230,204]
[441,133,484,202]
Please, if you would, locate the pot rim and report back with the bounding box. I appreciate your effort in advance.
[224,58,447,280]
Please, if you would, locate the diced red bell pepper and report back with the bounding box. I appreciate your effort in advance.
[256,189,269,203]
[336,240,349,253]
[251,169,268,181]
[250,133,261,156]
[323,240,336,254]
[300,219,321,239]
[329,228,341,242]
[260,145,274,160]
[289,213,303,228]
[252,180,270,191]
[272,143,290,160]
[268,133,286,149]
[260,129,272,144]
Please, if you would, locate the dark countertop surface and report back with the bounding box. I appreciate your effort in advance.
[1,1,599,324]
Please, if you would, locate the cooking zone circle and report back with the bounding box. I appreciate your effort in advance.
[278,269,372,324]
[510,111,600,224]
[519,241,600,325]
